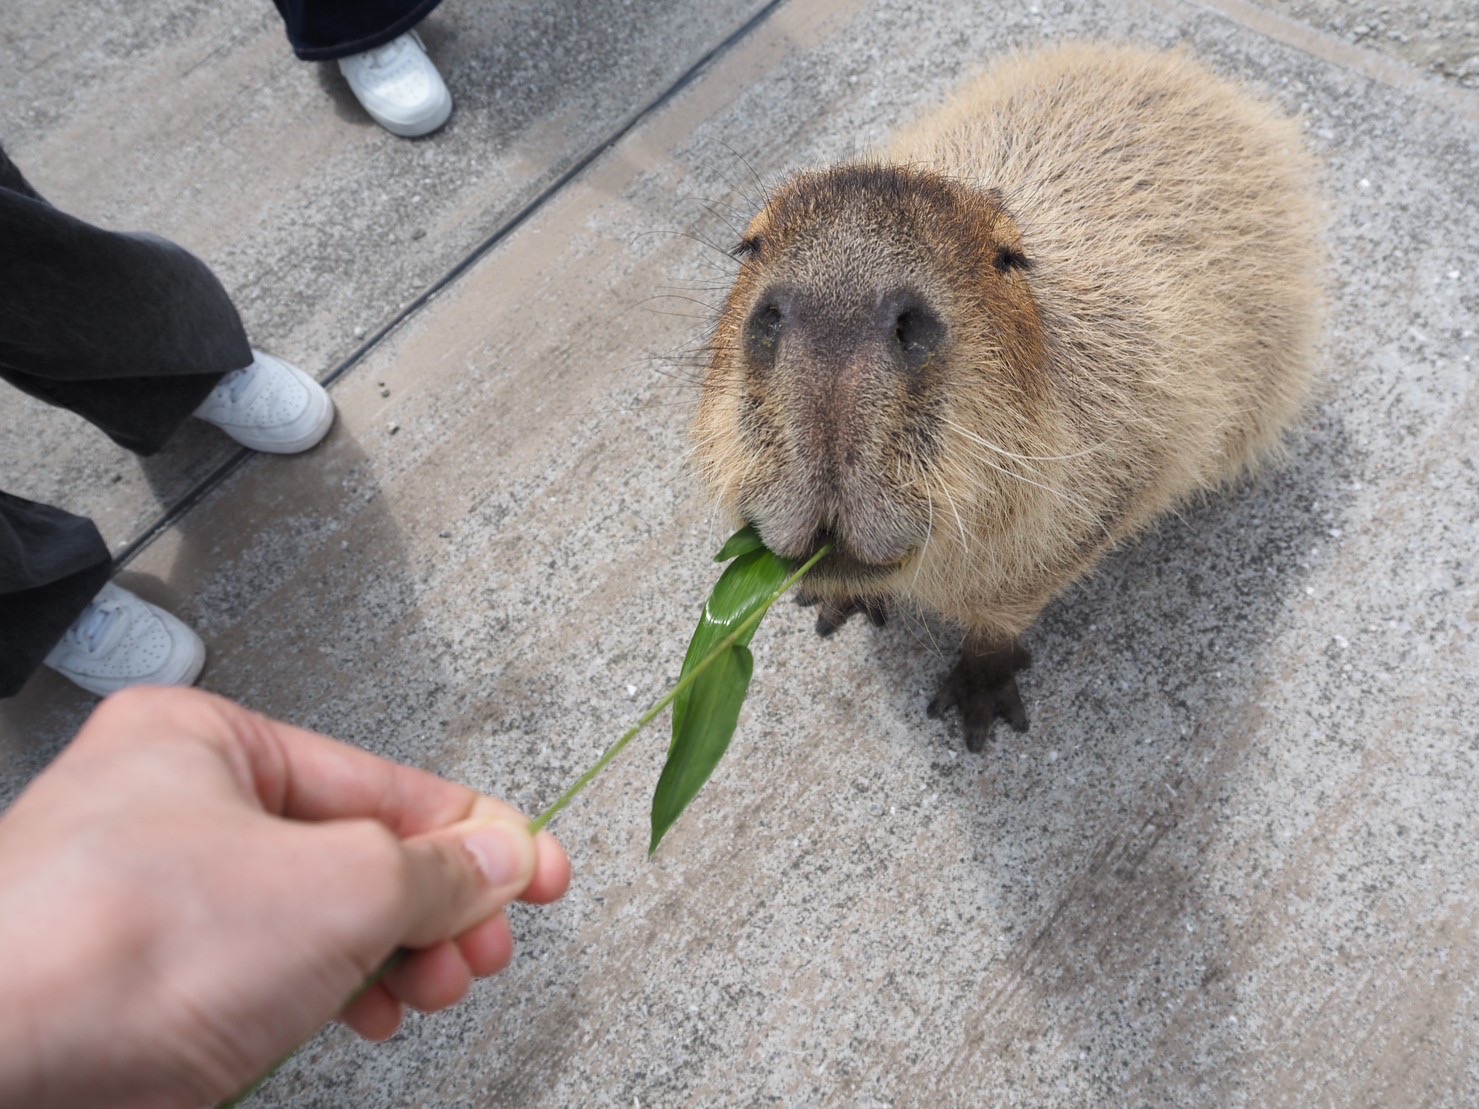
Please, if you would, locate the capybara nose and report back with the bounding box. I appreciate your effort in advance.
[746,283,944,378]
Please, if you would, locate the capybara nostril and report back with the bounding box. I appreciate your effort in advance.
[889,303,944,372]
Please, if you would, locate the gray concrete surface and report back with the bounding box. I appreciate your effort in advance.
[1257,0,1479,86]
[3,0,1476,1104]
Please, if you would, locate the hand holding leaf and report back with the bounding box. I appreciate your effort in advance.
[221,525,824,1107]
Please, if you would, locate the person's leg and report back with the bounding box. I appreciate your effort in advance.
[0,147,252,456]
[270,0,452,137]
[0,151,335,697]
[0,494,111,697]
[270,0,445,61]
[0,146,333,456]
[0,493,207,698]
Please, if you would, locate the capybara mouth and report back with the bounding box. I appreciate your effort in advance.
[792,530,910,583]
[808,549,907,583]
[748,515,918,583]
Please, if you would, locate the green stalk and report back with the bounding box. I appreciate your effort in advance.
[219,543,828,1107]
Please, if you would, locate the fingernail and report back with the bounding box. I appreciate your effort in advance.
[462,821,534,887]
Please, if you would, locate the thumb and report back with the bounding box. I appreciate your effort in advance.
[395,818,537,948]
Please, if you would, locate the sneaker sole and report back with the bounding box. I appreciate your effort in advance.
[367,89,453,138]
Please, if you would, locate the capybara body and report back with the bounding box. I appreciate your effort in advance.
[692,43,1323,749]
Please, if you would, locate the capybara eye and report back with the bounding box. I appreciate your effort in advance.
[993,245,1030,273]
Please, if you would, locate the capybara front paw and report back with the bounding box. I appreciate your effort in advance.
[927,640,1032,752]
[794,591,888,637]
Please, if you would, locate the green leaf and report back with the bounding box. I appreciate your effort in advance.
[532,532,826,846]
[650,643,753,854]
[713,523,766,563]
[651,536,792,854]
[670,544,788,736]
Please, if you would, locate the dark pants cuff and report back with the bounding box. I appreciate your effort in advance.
[272,0,445,61]
[0,493,113,697]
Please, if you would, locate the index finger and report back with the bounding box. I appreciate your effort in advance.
[99,687,525,837]
[216,693,573,905]
[226,695,526,835]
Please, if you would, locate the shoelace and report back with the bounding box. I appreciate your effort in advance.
[212,365,254,405]
[69,601,122,653]
[363,39,411,71]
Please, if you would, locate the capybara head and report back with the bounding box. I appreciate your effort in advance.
[693,164,1052,600]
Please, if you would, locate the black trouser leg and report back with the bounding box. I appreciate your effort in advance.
[0,493,112,697]
[0,146,254,694]
[0,146,252,455]
[271,0,445,60]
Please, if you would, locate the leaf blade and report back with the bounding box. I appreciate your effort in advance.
[649,643,754,854]
[713,523,766,563]
[669,543,789,739]
[652,532,793,855]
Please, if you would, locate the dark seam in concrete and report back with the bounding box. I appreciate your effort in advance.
[111,0,788,572]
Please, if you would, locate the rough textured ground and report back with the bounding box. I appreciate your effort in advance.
[1254,0,1479,85]
[2,0,1476,1105]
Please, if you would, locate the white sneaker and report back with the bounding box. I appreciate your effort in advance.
[194,350,335,454]
[44,583,206,697]
[337,31,453,138]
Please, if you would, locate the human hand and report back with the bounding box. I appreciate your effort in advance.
[0,686,570,1108]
